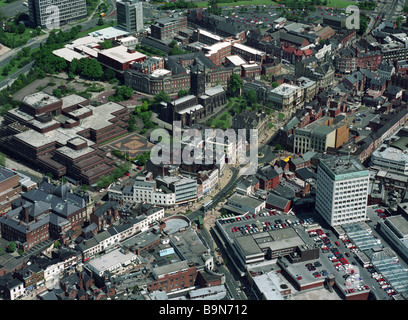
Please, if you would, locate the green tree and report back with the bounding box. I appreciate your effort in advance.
[227,73,242,96]
[1,65,11,76]
[7,241,16,253]
[177,89,189,99]
[153,91,170,105]
[22,47,30,57]
[0,152,6,167]
[169,45,186,55]
[99,39,113,49]
[97,17,104,26]
[115,85,133,100]
[272,82,279,88]
[245,89,257,107]
[17,23,25,34]
[76,58,103,80]
[103,68,116,81]
[52,88,63,98]
[141,100,149,111]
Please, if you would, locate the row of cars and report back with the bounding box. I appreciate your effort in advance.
[220,209,286,224]
[376,208,387,219]
[304,262,329,278]
[231,218,292,235]
[368,268,397,297]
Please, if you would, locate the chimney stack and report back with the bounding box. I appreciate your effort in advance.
[23,206,29,223]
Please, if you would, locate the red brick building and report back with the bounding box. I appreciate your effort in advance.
[0,167,23,214]
[97,45,147,72]
[2,93,129,185]
[256,165,280,191]
[266,193,291,213]
[0,181,88,252]
[147,260,197,293]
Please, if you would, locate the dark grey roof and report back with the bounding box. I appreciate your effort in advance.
[165,51,216,75]
[370,77,386,86]
[257,165,279,180]
[296,168,316,181]
[0,167,17,183]
[271,184,296,200]
[140,37,171,54]
[266,193,291,210]
[344,71,364,85]
[386,85,402,95]
[94,201,119,217]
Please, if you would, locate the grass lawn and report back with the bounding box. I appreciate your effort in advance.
[210,110,231,130]
[325,0,355,8]
[0,62,21,82]
[278,112,285,121]
[76,22,117,38]
[0,28,42,48]
[0,0,19,7]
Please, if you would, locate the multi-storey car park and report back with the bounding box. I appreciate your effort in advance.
[212,207,375,299]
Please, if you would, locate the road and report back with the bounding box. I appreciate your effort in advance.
[0,0,28,20]
[187,166,240,223]
[0,60,34,90]
[369,0,404,26]
[0,0,117,89]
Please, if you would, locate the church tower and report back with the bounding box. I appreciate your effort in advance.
[191,64,206,96]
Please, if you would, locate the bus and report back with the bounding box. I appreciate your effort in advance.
[198,215,204,229]
[202,200,213,212]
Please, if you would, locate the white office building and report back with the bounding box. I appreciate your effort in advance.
[28,0,87,28]
[117,0,144,33]
[108,178,176,207]
[315,155,369,227]
[371,135,408,175]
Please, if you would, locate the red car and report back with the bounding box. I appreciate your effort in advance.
[335,241,340,246]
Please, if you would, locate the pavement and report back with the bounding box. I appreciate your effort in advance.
[166,165,235,217]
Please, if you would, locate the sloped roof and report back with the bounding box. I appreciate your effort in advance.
[266,193,291,210]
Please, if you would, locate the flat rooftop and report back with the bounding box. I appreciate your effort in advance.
[99,45,146,63]
[226,55,247,66]
[13,102,126,148]
[203,41,232,55]
[232,42,266,56]
[271,83,300,96]
[88,26,130,40]
[87,248,137,274]
[53,47,89,62]
[197,29,222,41]
[252,271,285,300]
[61,94,89,110]
[320,155,368,180]
[386,215,408,238]
[23,92,61,109]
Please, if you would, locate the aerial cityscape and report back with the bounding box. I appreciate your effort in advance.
[0,0,407,304]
